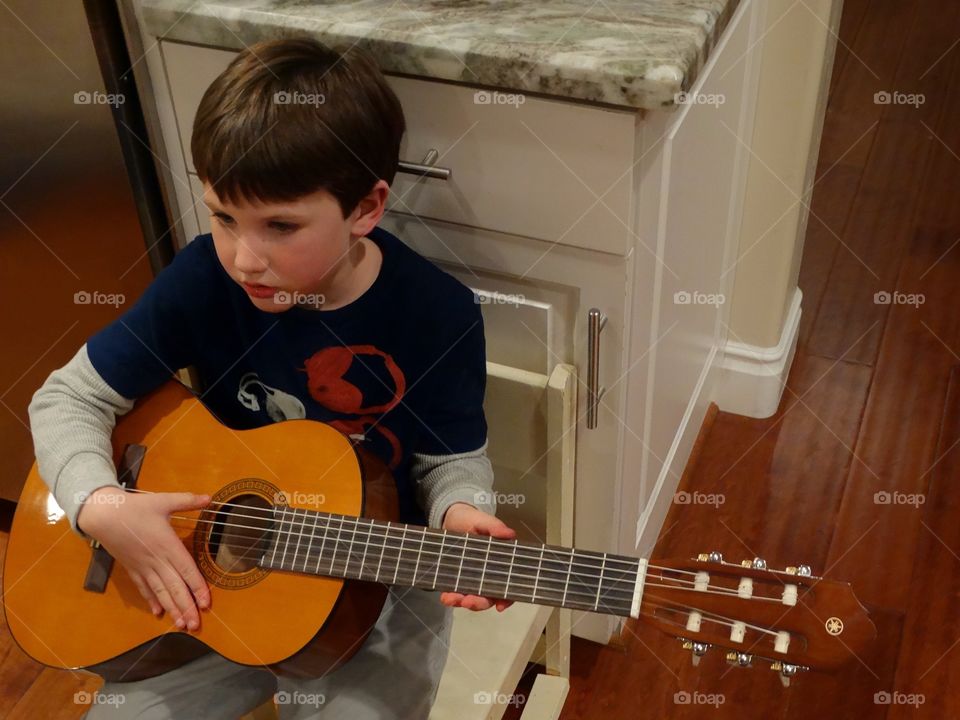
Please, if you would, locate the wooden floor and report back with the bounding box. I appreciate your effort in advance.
[4,0,960,718]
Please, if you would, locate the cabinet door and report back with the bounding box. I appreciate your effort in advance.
[381,212,632,644]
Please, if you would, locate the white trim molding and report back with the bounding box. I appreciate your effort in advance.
[715,288,803,419]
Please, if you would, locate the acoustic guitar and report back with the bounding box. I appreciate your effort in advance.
[3,380,876,683]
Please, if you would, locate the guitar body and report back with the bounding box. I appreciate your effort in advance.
[3,380,398,682]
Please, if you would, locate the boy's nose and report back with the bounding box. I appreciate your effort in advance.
[233,237,269,275]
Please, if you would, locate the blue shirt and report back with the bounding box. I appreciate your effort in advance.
[87,226,488,525]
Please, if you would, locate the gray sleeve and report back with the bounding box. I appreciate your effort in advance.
[27,343,136,538]
[411,440,497,529]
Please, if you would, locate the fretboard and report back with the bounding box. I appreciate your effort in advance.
[256,507,642,617]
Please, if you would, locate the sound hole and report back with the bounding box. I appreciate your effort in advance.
[208,493,274,573]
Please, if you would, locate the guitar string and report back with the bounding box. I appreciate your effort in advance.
[193,497,801,585]
[639,600,783,639]
[159,494,725,582]
[165,513,786,603]
[128,489,643,572]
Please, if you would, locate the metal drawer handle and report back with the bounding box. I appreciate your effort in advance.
[397,148,452,180]
[587,308,607,429]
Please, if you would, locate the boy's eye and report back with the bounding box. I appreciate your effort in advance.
[212,213,234,225]
[269,222,298,233]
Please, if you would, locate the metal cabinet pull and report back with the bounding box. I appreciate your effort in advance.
[587,308,607,429]
[397,148,452,180]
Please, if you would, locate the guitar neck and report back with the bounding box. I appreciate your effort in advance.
[257,508,645,618]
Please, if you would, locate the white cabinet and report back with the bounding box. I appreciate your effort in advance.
[129,0,763,645]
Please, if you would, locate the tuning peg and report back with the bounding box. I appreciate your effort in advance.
[725,651,753,668]
[739,557,767,570]
[785,564,812,577]
[697,551,724,563]
[770,661,808,687]
[680,640,711,667]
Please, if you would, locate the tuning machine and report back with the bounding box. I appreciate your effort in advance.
[770,661,808,687]
[785,564,813,577]
[725,651,753,668]
[696,551,724,563]
[680,639,711,667]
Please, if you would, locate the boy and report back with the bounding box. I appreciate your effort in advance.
[28,37,514,719]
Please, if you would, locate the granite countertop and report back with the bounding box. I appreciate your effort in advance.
[138,0,741,110]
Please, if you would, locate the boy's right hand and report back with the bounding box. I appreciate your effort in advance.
[77,486,212,632]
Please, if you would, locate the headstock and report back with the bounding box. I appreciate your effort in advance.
[637,552,876,686]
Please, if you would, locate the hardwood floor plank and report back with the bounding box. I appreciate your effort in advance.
[825,225,960,611]
[884,365,960,718]
[807,0,960,364]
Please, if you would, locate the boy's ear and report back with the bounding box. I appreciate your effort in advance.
[349,179,390,237]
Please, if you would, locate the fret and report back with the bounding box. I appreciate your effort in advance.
[303,510,319,573]
[357,518,373,581]
[505,539,518,598]
[454,533,467,592]
[392,525,407,585]
[595,552,608,611]
[344,515,359,578]
[315,511,330,574]
[375,521,389,582]
[433,530,447,590]
[269,506,282,567]
[531,544,545,602]
[329,515,344,575]
[413,529,425,586]
[561,548,573,607]
[478,535,493,596]
[279,507,293,570]
[291,509,305,574]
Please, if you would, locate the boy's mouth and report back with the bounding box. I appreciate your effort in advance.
[242,282,277,299]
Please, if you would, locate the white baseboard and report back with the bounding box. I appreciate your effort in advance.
[715,287,802,419]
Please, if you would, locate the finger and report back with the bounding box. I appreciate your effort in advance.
[169,540,210,609]
[129,571,163,616]
[495,599,514,612]
[474,517,517,540]
[153,561,201,631]
[440,592,464,606]
[462,596,494,611]
[142,568,182,626]
[163,492,212,513]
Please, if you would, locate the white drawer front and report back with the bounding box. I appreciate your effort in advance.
[161,41,636,256]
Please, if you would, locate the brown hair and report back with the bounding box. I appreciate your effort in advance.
[190,37,405,218]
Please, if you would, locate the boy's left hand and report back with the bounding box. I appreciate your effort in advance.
[439,502,516,613]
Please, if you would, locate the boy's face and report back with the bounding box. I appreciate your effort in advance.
[202,180,387,313]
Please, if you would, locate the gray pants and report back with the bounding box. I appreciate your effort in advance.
[82,587,453,719]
